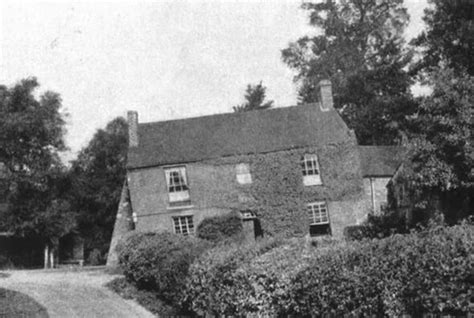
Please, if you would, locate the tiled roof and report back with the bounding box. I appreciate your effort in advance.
[358,146,405,177]
[127,103,352,169]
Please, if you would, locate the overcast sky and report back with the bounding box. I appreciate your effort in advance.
[0,0,428,163]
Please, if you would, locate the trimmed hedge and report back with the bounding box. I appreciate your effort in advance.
[237,238,317,316]
[288,223,474,317]
[117,224,473,317]
[183,237,283,316]
[183,223,473,317]
[196,212,243,242]
[116,231,209,306]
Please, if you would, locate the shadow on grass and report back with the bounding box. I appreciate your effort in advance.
[0,288,48,318]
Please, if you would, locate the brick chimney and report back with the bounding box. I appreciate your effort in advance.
[127,111,138,148]
[318,79,333,112]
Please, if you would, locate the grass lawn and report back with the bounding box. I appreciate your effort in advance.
[0,287,49,318]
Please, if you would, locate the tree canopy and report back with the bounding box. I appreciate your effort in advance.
[282,0,416,145]
[399,67,473,222]
[68,117,128,263]
[233,82,274,113]
[411,0,474,76]
[0,78,75,243]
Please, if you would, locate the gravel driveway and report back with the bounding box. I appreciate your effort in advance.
[0,268,155,318]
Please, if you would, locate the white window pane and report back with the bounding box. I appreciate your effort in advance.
[237,173,252,184]
[236,164,252,184]
[302,154,322,185]
[303,175,322,186]
[169,190,190,202]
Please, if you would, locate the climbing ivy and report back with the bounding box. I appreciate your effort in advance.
[204,139,363,237]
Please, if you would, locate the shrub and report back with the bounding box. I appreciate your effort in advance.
[344,211,407,241]
[184,237,283,316]
[87,248,102,265]
[288,223,474,317]
[343,224,372,241]
[196,211,243,242]
[116,231,209,305]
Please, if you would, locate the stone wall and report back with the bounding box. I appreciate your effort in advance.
[106,182,134,267]
[363,177,391,215]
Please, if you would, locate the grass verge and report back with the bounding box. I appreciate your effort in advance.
[0,288,48,318]
[105,277,186,316]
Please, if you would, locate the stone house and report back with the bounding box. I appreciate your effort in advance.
[107,80,402,265]
[359,146,404,215]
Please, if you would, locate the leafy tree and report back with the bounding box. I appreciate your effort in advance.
[411,0,474,76]
[0,78,75,245]
[282,0,417,145]
[233,82,274,112]
[69,117,128,263]
[400,67,473,223]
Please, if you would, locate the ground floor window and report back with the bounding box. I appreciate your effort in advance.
[307,201,331,236]
[173,215,194,235]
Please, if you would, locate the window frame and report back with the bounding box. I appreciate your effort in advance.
[307,201,330,225]
[164,166,190,202]
[307,201,331,237]
[301,154,322,186]
[172,215,194,236]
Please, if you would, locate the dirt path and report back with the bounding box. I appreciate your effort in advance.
[0,268,155,318]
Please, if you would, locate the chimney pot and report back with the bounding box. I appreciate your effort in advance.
[127,111,138,148]
[318,80,333,112]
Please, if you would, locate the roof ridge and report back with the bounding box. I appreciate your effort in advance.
[138,103,321,126]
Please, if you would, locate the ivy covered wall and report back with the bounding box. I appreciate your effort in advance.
[211,137,368,238]
[128,136,370,238]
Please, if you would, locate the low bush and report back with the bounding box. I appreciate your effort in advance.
[343,224,372,241]
[196,211,243,242]
[184,237,283,316]
[288,223,474,317]
[116,231,209,306]
[0,255,13,269]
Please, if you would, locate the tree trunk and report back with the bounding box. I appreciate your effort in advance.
[44,244,49,269]
[49,248,54,269]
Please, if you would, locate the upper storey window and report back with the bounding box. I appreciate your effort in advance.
[301,154,322,186]
[164,166,190,202]
[236,163,252,184]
